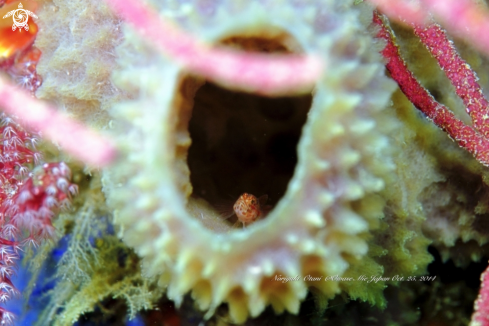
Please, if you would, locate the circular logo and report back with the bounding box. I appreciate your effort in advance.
[13,9,28,28]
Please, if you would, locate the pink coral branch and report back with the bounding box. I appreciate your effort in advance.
[413,23,489,138]
[420,0,489,56]
[104,0,324,96]
[373,11,489,167]
[369,0,489,57]
[367,0,428,25]
[470,262,489,326]
[0,77,117,167]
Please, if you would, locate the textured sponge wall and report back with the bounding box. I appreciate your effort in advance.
[35,0,124,129]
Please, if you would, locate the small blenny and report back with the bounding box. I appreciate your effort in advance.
[233,193,268,227]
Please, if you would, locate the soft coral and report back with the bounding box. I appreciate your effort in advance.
[0,114,77,324]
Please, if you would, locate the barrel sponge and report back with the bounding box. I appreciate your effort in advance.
[103,0,398,322]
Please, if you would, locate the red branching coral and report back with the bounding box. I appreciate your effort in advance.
[369,0,489,323]
[413,23,489,138]
[472,262,489,326]
[371,0,489,57]
[372,12,489,166]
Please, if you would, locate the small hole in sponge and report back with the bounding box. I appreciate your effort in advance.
[185,35,312,229]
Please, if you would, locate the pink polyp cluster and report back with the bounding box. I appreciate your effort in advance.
[10,162,78,238]
[0,114,77,325]
[3,47,43,95]
[0,307,14,326]
[8,59,42,95]
[0,113,41,208]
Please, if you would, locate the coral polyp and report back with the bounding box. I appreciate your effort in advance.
[102,0,395,322]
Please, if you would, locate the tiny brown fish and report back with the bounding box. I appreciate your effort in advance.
[233,193,268,227]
